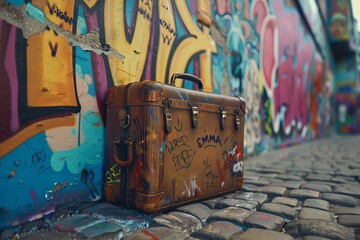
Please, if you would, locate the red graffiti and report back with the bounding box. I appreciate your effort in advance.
[261,0,315,134]
[310,58,324,137]
[217,143,243,181]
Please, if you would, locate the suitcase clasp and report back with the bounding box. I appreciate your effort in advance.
[219,106,226,130]
[188,102,199,128]
[234,109,241,130]
[118,108,131,129]
[163,99,173,134]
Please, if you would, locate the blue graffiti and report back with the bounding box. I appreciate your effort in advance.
[50,110,104,174]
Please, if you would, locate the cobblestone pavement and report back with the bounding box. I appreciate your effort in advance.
[2,135,360,240]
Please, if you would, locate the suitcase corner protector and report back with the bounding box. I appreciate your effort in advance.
[236,177,244,189]
[134,191,164,213]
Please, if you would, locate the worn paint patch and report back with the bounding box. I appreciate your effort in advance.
[25,3,45,23]
[50,110,104,174]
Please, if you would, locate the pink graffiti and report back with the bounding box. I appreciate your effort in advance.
[0,20,19,141]
[261,0,315,134]
[250,0,269,34]
[85,12,108,121]
[215,0,231,15]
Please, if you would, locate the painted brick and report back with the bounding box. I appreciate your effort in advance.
[80,221,123,239]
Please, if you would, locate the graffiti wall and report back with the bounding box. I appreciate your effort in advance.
[333,58,358,133]
[327,0,351,41]
[0,0,331,227]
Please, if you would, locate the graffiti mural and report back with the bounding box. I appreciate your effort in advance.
[327,0,350,41]
[334,58,358,133]
[260,0,329,143]
[0,0,333,227]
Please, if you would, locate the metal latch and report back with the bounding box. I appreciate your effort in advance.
[188,102,199,128]
[118,108,130,128]
[163,98,172,134]
[234,109,241,130]
[219,106,226,130]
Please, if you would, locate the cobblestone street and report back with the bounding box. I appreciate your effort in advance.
[2,135,360,240]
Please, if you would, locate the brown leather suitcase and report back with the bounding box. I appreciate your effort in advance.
[104,73,246,213]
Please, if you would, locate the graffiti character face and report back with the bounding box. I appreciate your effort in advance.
[330,13,347,39]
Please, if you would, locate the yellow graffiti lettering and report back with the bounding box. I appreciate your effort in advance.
[168,0,216,91]
[156,0,175,81]
[105,164,121,184]
[104,0,153,85]
[27,1,77,107]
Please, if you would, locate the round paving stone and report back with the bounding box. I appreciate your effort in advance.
[123,227,188,240]
[269,181,302,189]
[18,230,72,240]
[271,197,298,207]
[256,186,287,197]
[229,228,294,240]
[207,207,251,226]
[191,221,243,240]
[337,215,360,227]
[303,236,332,240]
[284,219,355,240]
[303,199,330,211]
[234,192,268,205]
[320,193,359,207]
[260,203,296,220]
[150,212,202,233]
[201,197,224,209]
[298,208,333,221]
[332,206,360,215]
[175,203,214,223]
[288,189,320,200]
[244,212,285,231]
[215,199,258,211]
[300,183,332,193]
[333,186,360,198]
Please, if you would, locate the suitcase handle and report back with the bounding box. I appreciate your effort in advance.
[113,137,134,167]
[169,73,204,91]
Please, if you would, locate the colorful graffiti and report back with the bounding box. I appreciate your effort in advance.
[333,58,358,133]
[0,0,334,228]
[327,0,350,41]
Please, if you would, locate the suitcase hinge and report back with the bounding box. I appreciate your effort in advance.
[219,106,226,130]
[118,108,131,129]
[234,109,241,130]
[188,102,199,128]
[163,98,173,134]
